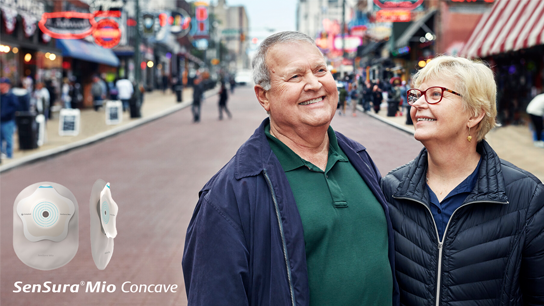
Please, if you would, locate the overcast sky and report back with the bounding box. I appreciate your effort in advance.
[224,0,297,38]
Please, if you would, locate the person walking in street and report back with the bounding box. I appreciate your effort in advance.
[381,56,544,306]
[526,92,544,147]
[338,84,347,116]
[183,31,399,306]
[0,78,19,159]
[218,82,231,120]
[229,74,236,94]
[191,75,204,123]
[91,76,104,111]
[116,78,133,112]
[12,81,31,112]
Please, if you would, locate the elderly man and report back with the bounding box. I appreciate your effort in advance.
[182,31,399,306]
[1,77,19,159]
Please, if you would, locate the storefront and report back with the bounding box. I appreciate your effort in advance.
[459,0,544,125]
[56,39,119,108]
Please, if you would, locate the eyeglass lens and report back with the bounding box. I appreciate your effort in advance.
[407,87,443,105]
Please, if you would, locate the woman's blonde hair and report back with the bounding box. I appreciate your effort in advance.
[412,55,497,141]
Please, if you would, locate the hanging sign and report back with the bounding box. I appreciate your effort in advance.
[1,7,17,34]
[142,13,155,35]
[93,19,121,48]
[376,10,411,22]
[170,9,191,37]
[39,12,96,39]
[373,0,423,10]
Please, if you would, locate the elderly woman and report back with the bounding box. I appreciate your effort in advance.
[381,56,544,306]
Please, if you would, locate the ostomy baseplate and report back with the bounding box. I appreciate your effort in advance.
[13,182,79,270]
[90,179,118,270]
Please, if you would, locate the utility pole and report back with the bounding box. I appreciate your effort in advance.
[342,0,346,58]
[134,0,141,86]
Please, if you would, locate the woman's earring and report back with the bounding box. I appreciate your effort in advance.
[467,126,472,142]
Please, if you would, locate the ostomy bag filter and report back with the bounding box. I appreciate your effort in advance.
[13,182,78,270]
[90,179,118,270]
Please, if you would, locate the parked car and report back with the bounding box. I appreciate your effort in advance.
[235,70,253,85]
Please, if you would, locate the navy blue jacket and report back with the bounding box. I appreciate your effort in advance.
[1,90,19,122]
[381,141,544,306]
[182,118,400,306]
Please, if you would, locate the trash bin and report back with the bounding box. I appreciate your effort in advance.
[129,95,141,118]
[15,111,38,150]
[387,101,398,117]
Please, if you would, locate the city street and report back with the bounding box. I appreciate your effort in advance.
[0,86,422,305]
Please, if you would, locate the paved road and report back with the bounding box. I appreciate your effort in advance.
[0,86,422,305]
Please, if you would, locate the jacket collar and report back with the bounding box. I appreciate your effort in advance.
[233,118,369,180]
[393,140,509,205]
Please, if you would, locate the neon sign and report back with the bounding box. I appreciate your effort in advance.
[373,0,424,10]
[92,19,121,48]
[38,12,96,39]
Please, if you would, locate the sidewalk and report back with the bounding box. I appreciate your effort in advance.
[0,87,209,172]
[364,105,544,182]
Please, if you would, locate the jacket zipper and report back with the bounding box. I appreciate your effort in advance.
[393,196,508,306]
[264,170,295,306]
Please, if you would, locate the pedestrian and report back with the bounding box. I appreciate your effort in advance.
[12,81,31,112]
[387,79,401,117]
[116,78,133,112]
[191,75,204,123]
[0,77,19,159]
[337,84,347,116]
[71,80,83,109]
[34,82,50,119]
[183,31,399,306]
[361,79,373,112]
[372,84,382,114]
[45,79,56,118]
[218,82,231,120]
[162,73,169,94]
[526,92,544,147]
[350,83,359,116]
[381,55,544,306]
[229,74,236,94]
[61,77,72,109]
[91,75,104,111]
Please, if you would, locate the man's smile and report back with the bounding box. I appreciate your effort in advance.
[299,96,325,105]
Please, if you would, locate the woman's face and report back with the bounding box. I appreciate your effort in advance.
[410,76,471,145]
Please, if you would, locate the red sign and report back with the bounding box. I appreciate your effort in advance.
[92,19,121,48]
[39,12,96,39]
[376,10,411,22]
[373,0,424,10]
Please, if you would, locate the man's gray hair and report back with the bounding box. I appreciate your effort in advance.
[252,31,318,91]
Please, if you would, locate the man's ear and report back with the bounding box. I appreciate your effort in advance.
[254,85,270,112]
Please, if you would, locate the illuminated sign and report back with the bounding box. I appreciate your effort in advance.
[93,19,121,48]
[170,9,191,36]
[373,0,423,10]
[376,10,411,22]
[193,39,208,50]
[191,5,209,39]
[89,0,124,12]
[351,25,368,37]
[39,12,96,39]
[333,36,363,52]
[142,13,155,35]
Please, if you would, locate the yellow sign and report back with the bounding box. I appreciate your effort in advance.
[211,58,220,65]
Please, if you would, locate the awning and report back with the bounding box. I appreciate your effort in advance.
[395,10,437,49]
[56,39,119,67]
[357,41,386,57]
[459,0,544,59]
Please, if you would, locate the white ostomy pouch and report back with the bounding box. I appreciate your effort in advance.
[90,179,118,270]
[13,182,78,270]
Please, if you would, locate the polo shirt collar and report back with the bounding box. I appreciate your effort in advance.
[264,124,348,172]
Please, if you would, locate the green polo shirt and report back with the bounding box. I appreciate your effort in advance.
[265,124,392,306]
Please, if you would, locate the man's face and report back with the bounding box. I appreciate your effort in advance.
[0,83,8,94]
[260,41,338,133]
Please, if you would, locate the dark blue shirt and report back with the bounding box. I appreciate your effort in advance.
[427,158,482,241]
